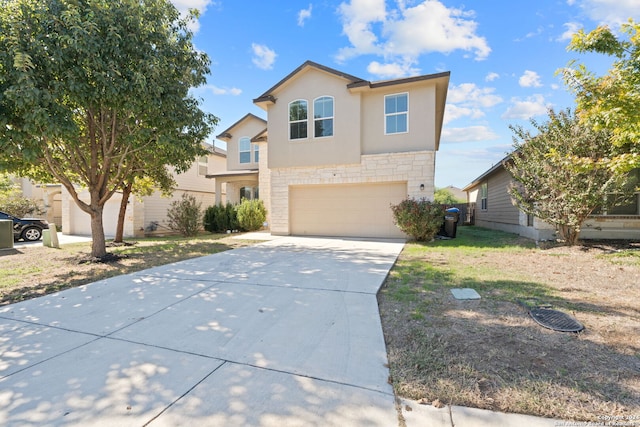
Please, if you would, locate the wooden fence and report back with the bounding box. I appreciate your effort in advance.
[440,203,475,225]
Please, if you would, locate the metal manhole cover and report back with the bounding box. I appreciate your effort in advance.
[529,308,584,332]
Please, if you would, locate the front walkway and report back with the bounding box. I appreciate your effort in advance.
[0,236,405,426]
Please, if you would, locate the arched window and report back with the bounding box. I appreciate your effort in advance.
[314,96,334,138]
[239,137,251,164]
[289,99,308,140]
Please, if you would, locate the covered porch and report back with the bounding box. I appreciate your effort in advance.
[207,170,259,205]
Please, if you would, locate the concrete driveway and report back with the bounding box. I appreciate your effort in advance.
[0,236,405,426]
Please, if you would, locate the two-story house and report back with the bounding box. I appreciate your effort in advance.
[59,145,228,237]
[212,61,450,239]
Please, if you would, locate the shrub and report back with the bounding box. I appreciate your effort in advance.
[236,198,266,231]
[203,202,239,233]
[167,193,202,237]
[225,202,239,231]
[0,174,44,217]
[390,198,444,241]
[0,193,44,218]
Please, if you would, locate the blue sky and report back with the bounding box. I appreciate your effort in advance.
[174,0,639,189]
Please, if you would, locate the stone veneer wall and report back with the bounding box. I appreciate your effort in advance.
[257,140,271,227]
[268,151,436,235]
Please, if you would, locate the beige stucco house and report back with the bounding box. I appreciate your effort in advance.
[212,60,450,239]
[464,158,640,240]
[60,145,227,237]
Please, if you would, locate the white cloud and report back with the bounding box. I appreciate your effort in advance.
[171,0,217,32]
[444,104,481,124]
[448,83,503,108]
[298,4,313,27]
[367,61,419,78]
[441,126,499,143]
[502,94,550,120]
[383,1,491,60]
[336,0,387,61]
[336,0,490,76]
[251,43,277,70]
[485,72,499,82]
[576,0,639,28]
[558,22,582,41]
[519,70,543,88]
[445,83,503,124]
[206,85,242,96]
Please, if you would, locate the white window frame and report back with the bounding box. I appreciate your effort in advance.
[198,155,208,176]
[252,143,259,163]
[480,182,488,210]
[313,96,334,138]
[289,99,308,140]
[384,92,409,135]
[239,136,251,164]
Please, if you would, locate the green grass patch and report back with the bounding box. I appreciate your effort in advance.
[386,226,560,307]
[600,249,640,266]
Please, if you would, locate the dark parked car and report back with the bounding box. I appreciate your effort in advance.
[0,210,49,241]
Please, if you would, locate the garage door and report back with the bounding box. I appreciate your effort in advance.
[69,193,122,237]
[289,182,407,238]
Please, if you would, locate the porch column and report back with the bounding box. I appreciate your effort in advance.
[215,178,222,205]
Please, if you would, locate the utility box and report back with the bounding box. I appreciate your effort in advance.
[0,219,14,249]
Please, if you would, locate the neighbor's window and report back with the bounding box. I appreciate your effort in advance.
[480,182,488,210]
[239,137,251,164]
[198,155,208,176]
[592,169,640,215]
[384,93,408,134]
[289,99,308,140]
[314,96,334,138]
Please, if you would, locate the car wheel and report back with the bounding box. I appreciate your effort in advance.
[22,227,42,241]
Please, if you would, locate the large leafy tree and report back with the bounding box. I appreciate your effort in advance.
[562,20,640,173]
[506,109,629,245]
[0,0,217,257]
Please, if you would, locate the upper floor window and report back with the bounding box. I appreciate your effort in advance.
[239,137,251,164]
[198,155,208,176]
[385,93,408,134]
[314,96,334,138]
[253,143,259,163]
[289,100,308,140]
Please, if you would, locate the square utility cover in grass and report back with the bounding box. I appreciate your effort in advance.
[450,288,481,300]
[378,226,640,423]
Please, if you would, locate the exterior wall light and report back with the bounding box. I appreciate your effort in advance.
[420,184,425,191]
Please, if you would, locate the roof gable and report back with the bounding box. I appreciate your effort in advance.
[216,113,266,140]
[253,60,365,106]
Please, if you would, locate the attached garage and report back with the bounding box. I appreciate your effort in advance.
[67,193,123,237]
[289,182,407,239]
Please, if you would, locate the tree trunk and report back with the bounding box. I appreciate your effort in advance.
[89,197,107,258]
[114,182,133,243]
[559,225,580,246]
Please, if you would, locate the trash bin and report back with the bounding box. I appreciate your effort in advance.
[440,207,460,238]
[0,219,13,249]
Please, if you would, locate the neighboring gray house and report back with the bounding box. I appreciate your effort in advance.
[464,158,640,240]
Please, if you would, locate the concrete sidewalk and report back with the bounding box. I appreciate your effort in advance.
[0,236,405,426]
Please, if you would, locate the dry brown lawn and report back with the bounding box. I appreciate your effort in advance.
[0,233,256,305]
[378,227,640,422]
